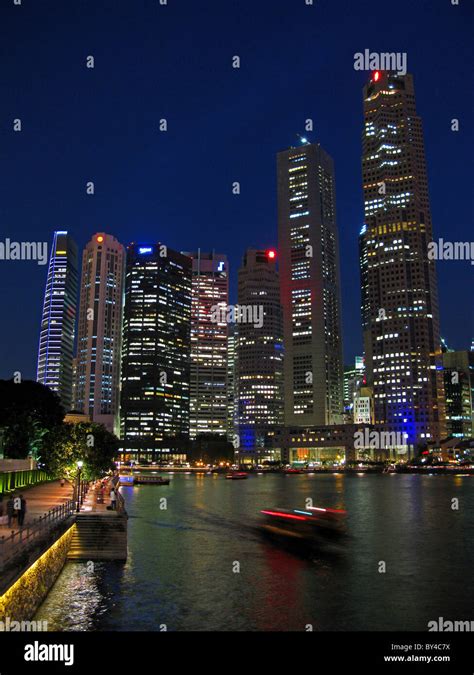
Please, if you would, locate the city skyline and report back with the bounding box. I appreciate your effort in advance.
[14,103,474,389]
[1,0,472,382]
[23,69,474,455]
[29,207,472,459]
[28,86,472,449]
[1,1,473,653]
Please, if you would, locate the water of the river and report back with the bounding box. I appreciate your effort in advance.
[34,473,474,631]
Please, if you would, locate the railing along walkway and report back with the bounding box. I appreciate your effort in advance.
[0,499,76,571]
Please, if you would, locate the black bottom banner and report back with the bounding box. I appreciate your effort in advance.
[0,631,470,673]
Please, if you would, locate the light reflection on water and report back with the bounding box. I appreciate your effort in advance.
[35,562,124,631]
[34,474,474,631]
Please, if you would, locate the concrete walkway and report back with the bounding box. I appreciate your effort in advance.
[0,480,74,536]
[80,481,121,515]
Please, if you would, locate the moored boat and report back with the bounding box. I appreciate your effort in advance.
[225,471,248,480]
[132,475,170,485]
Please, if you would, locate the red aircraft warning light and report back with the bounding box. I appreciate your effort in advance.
[267,249,276,260]
[373,71,380,82]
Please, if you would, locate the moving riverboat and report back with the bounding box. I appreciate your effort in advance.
[225,471,248,480]
[260,506,347,541]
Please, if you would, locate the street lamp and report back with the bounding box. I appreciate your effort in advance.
[76,461,83,513]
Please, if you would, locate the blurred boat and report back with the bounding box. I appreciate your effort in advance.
[260,506,347,541]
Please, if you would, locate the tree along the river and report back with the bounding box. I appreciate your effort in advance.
[42,422,119,481]
[0,379,64,459]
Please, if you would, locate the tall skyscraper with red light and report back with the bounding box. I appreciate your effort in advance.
[236,248,284,457]
[360,72,446,447]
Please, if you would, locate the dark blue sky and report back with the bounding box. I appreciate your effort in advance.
[1,0,472,379]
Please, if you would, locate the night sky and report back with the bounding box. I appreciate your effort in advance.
[1,0,472,380]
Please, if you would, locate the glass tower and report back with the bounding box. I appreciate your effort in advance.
[120,243,192,460]
[183,251,229,439]
[37,231,78,411]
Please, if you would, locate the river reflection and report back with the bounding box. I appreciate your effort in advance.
[35,473,474,631]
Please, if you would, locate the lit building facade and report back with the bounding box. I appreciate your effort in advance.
[183,251,228,439]
[343,356,365,420]
[442,349,474,439]
[227,323,238,442]
[74,233,125,434]
[120,243,192,460]
[360,72,445,447]
[277,141,344,426]
[353,386,375,425]
[270,424,364,465]
[236,249,284,457]
[37,231,78,411]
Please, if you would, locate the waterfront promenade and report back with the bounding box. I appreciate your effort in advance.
[80,481,116,513]
[0,480,74,536]
[0,478,121,537]
[0,477,126,613]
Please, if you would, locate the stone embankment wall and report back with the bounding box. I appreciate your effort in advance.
[0,524,75,622]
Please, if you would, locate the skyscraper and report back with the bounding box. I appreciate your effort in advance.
[236,248,284,457]
[120,243,192,460]
[442,349,474,439]
[343,356,365,420]
[183,251,229,439]
[37,231,78,411]
[277,141,344,427]
[74,233,125,434]
[359,71,445,447]
[227,323,237,442]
